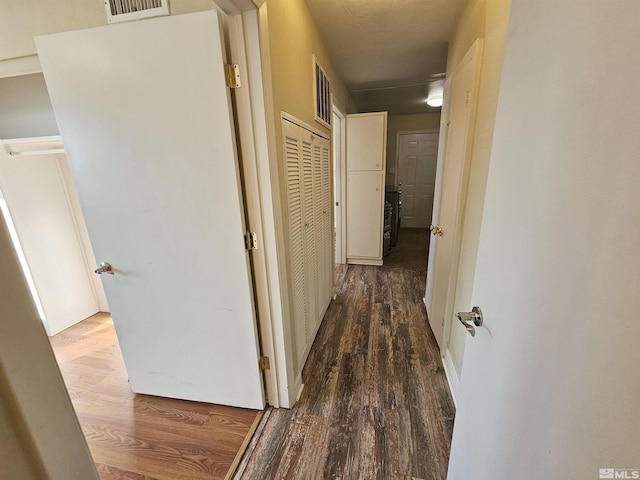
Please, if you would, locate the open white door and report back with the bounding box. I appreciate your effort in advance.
[448,2,640,478]
[36,11,264,409]
[425,39,483,350]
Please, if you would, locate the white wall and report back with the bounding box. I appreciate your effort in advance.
[0,143,107,334]
[448,1,640,478]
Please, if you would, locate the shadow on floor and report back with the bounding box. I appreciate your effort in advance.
[383,228,430,270]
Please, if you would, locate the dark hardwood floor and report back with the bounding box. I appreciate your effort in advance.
[238,263,455,480]
[50,313,261,480]
[383,228,430,270]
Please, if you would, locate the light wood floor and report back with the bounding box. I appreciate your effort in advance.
[50,313,261,480]
[238,263,455,479]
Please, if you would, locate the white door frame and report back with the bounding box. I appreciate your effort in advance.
[332,104,346,265]
[226,8,283,407]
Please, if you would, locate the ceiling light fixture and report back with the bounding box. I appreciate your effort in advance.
[426,75,445,108]
[426,93,443,108]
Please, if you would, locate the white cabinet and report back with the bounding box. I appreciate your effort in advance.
[347,172,385,259]
[282,117,333,370]
[346,113,387,171]
[346,112,387,265]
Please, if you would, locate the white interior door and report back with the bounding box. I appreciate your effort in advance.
[425,39,483,350]
[0,148,99,335]
[448,2,640,478]
[397,132,439,229]
[36,11,264,409]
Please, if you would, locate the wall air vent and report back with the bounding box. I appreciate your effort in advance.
[313,55,331,129]
[105,0,170,24]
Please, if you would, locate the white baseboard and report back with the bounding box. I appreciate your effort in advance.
[442,348,460,408]
[347,257,383,266]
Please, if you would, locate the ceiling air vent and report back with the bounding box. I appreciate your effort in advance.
[105,0,170,24]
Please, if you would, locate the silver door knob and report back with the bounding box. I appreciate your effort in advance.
[94,262,114,275]
[430,224,444,236]
[457,306,483,337]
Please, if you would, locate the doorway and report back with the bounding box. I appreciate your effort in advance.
[0,139,108,335]
[332,105,346,265]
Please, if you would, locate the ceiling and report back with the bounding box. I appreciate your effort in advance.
[304,0,468,114]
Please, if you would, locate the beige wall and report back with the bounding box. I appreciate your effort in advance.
[0,368,48,480]
[0,209,98,479]
[445,0,512,375]
[446,0,486,73]
[262,0,350,128]
[385,113,441,186]
[258,0,351,398]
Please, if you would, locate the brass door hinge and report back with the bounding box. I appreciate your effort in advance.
[245,231,258,250]
[259,356,270,370]
[224,63,241,89]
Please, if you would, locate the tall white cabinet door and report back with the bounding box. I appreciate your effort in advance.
[346,113,387,171]
[37,11,264,409]
[347,172,385,259]
[346,112,387,265]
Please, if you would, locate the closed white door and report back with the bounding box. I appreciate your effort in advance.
[283,119,307,367]
[398,132,439,228]
[283,118,332,369]
[36,11,264,409]
[425,40,483,350]
[449,3,640,478]
[302,130,318,342]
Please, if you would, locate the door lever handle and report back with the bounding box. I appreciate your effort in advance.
[430,224,444,236]
[94,262,114,275]
[456,306,483,337]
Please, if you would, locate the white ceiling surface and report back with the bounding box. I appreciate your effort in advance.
[305,0,467,114]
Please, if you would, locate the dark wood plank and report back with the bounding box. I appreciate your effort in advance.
[50,313,260,480]
[240,238,456,480]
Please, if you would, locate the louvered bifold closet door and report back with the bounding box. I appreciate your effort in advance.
[312,140,324,331]
[301,130,317,344]
[320,138,332,308]
[283,120,307,366]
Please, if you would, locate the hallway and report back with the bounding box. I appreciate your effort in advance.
[239,262,455,479]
